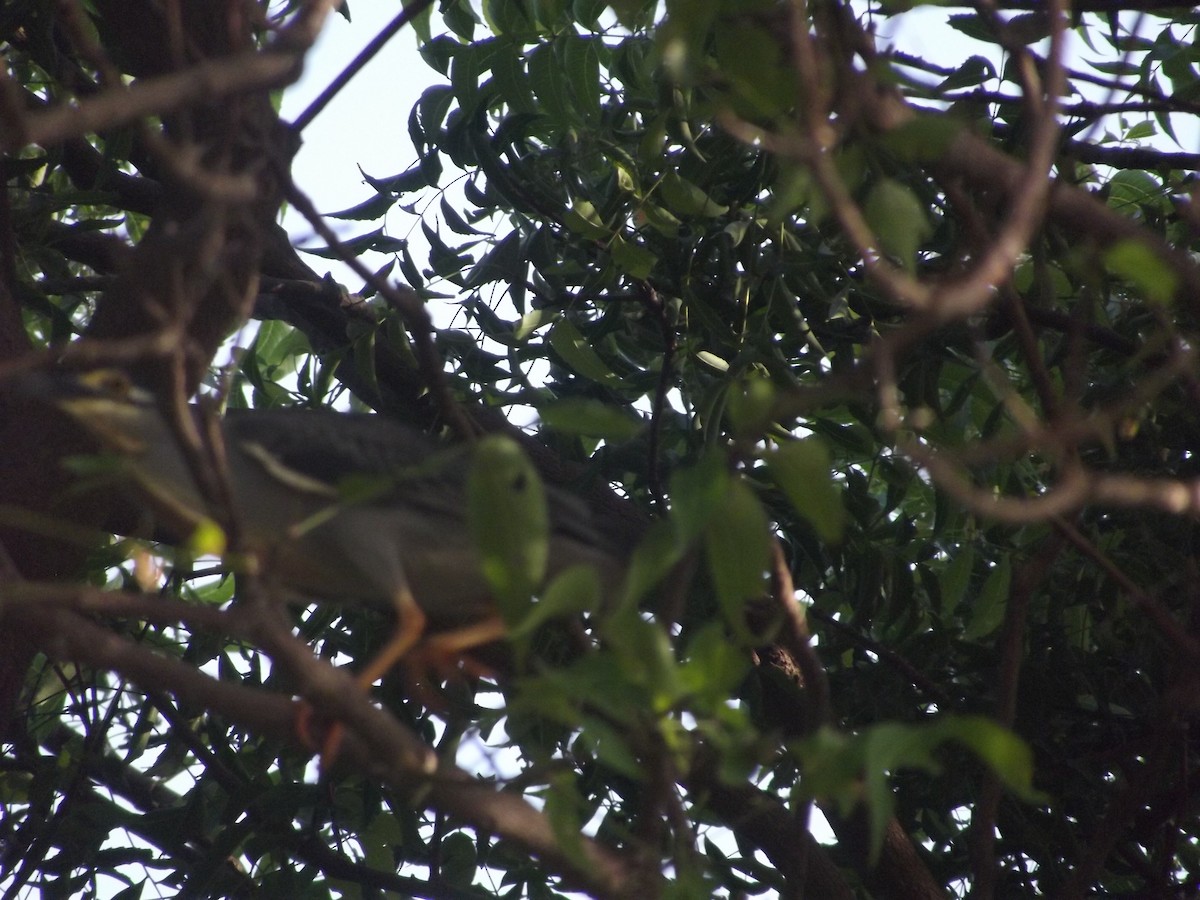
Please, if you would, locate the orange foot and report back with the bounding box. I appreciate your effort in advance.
[295,615,509,772]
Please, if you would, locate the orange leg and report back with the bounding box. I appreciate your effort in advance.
[297,583,428,767]
[354,585,428,690]
[298,588,509,769]
[405,614,508,680]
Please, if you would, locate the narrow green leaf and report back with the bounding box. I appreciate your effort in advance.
[537,398,643,439]
[963,557,1011,640]
[670,452,729,543]
[941,716,1038,799]
[637,201,681,236]
[1105,239,1178,305]
[864,178,932,272]
[360,162,432,195]
[514,308,553,341]
[561,199,611,240]
[529,42,579,125]
[490,38,538,114]
[298,227,407,258]
[325,191,397,221]
[939,545,974,618]
[660,172,728,218]
[609,234,657,279]
[548,319,620,384]
[467,435,549,618]
[561,34,603,120]
[705,479,771,615]
[764,439,845,544]
[623,518,686,607]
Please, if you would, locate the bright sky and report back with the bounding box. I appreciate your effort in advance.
[280,4,1195,296]
[280,3,430,287]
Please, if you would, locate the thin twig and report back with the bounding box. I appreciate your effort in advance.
[281,178,476,440]
[1051,517,1200,661]
[290,0,438,134]
[969,531,1066,899]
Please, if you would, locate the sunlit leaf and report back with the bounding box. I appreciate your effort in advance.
[864,178,933,272]
[705,478,771,616]
[1105,239,1177,305]
[764,439,845,544]
[468,435,549,618]
[963,558,1011,640]
[537,398,643,439]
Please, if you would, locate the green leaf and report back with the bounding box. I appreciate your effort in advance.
[939,544,974,618]
[609,234,657,279]
[638,199,686,236]
[325,192,397,221]
[798,715,1038,864]
[705,479,772,616]
[537,565,603,622]
[404,0,433,43]
[963,557,1010,640]
[529,42,579,125]
[537,398,643,439]
[1106,170,1165,213]
[660,172,728,218]
[514,308,553,341]
[792,727,864,812]
[623,519,686,607]
[603,613,681,708]
[468,435,549,618]
[482,0,538,39]
[713,21,794,116]
[561,199,612,240]
[619,453,729,609]
[864,178,932,272]
[670,452,729,543]
[679,621,751,704]
[442,0,478,39]
[1124,120,1157,140]
[548,318,620,384]
[297,227,407,258]
[763,439,845,544]
[561,34,603,121]
[543,773,591,870]
[578,717,644,780]
[726,373,775,438]
[1104,239,1178,305]
[608,0,656,28]
[490,38,538,114]
[940,716,1038,800]
[361,162,433,195]
[947,13,998,43]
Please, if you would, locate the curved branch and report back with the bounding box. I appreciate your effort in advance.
[19,602,643,898]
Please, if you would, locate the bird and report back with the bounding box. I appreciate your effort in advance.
[26,368,628,695]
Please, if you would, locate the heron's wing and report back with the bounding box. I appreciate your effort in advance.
[225,409,616,561]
